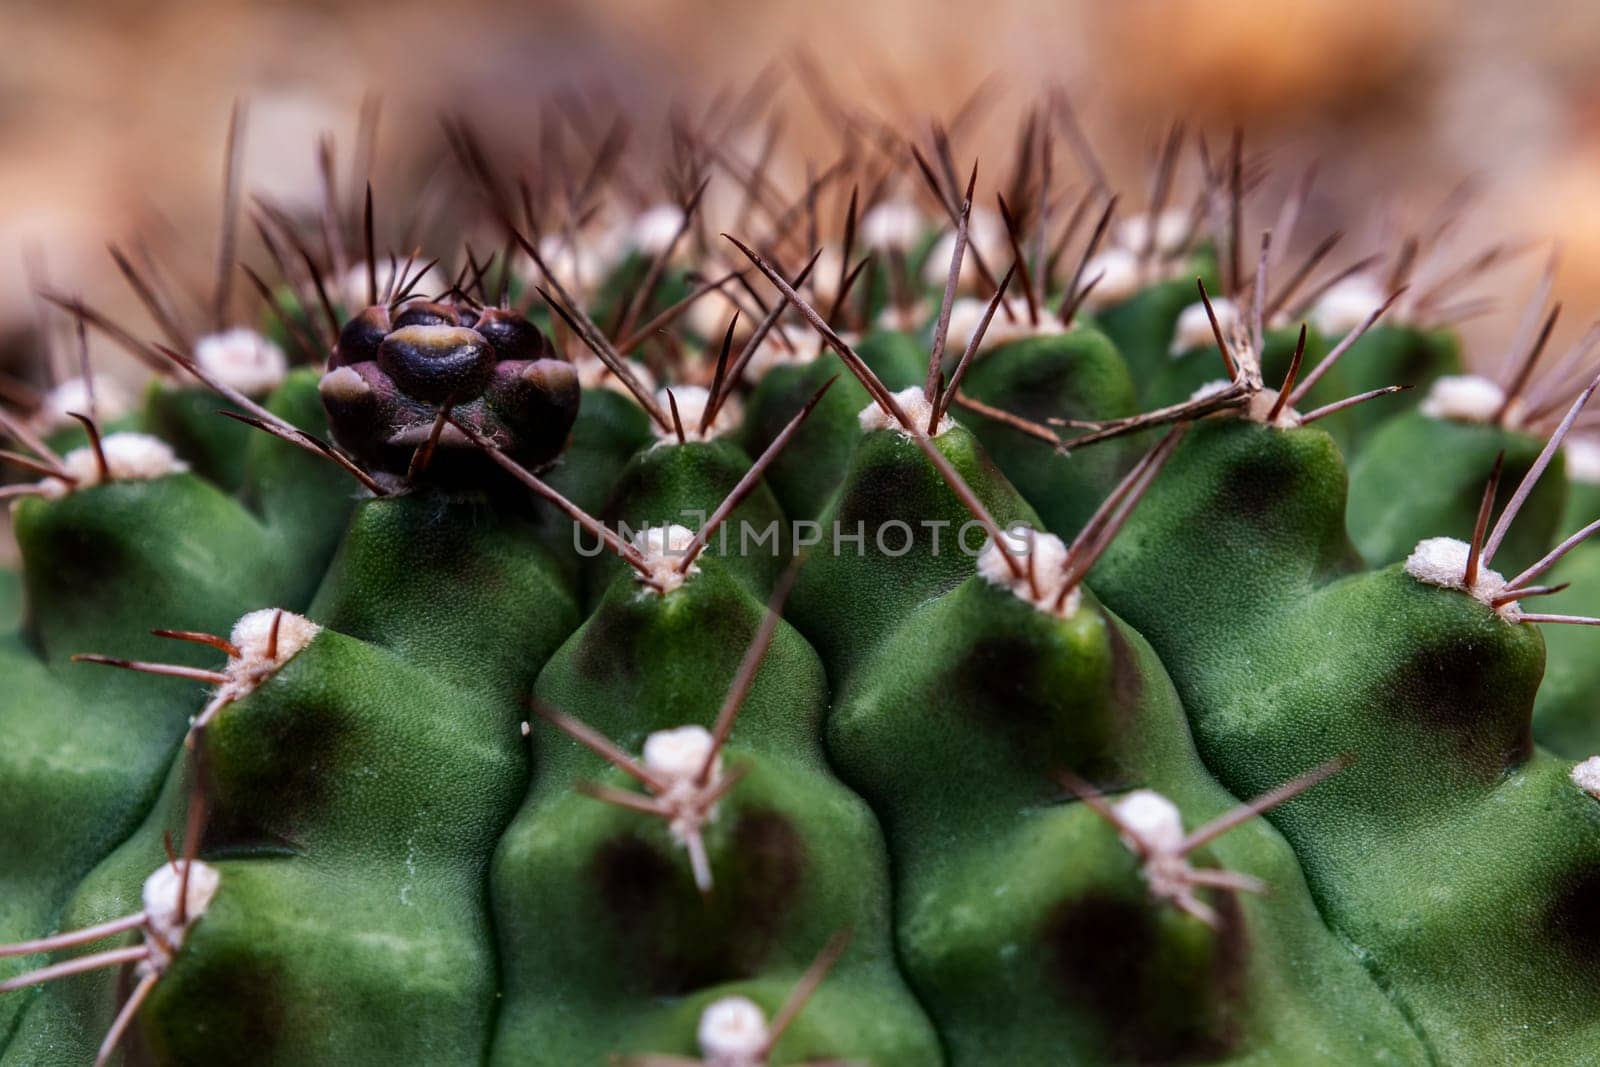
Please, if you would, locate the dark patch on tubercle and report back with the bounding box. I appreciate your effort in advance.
[1104,616,1147,715]
[588,808,807,995]
[1543,865,1600,965]
[1379,640,1533,774]
[135,943,290,1065]
[202,691,351,853]
[1044,889,1245,1063]
[573,602,647,682]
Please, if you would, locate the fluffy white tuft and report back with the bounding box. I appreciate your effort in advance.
[642,725,717,783]
[698,996,770,1064]
[739,326,814,383]
[33,376,132,434]
[977,531,1079,616]
[40,433,188,499]
[859,201,923,252]
[1312,274,1389,337]
[1419,374,1506,424]
[857,385,950,437]
[631,203,687,256]
[944,296,1062,356]
[1565,436,1600,486]
[632,523,699,593]
[1079,248,1143,309]
[142,860,220,951]
[1112,790,1186,854]
[194,328,288,395]
[873,302,928,335]
[653,385,738,443]
[1172,298,1240,356]
[1574,756,1600,799]
[921,208,1007,289]
[1403,536,1510,608]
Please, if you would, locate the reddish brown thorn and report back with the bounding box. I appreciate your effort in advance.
[266,609,284,662]
[534,282,669,429]
[162,831,180,872]
[698,563,801,784]
[723,235,911,430]
[701,313,741,435]
[995,194,1038,325]
[616,177,711,340]
[1179,756,1351,854]
[1059,427,1186,599]
[0,448,70,482]
[217,410,388,497]
[1484,369,1600,567]
[721,251,823,404]
[1497,302,1561,424]
[926,190,975,404]
[665,389,688,445]
[1297,385,1410,425]
[106,244,189,353]
[1196,278,1238,380]
[1465,452,1505,589]
[951,392,1060,447]
[905,427,1026,583]
[615,270,745,356]
[96,969,161,1067]
[1265,231,1342,321]
[363,183,378,307]
[0,912,147,959]
[1265,324,1308,424]
[152,629,240,658]
[1491,582,1569,607]
[447,415,657,584]
[1516,613,1600,627]
[532,701,667,791]
[1138,122,1185,269]
[763,929,853,1052]
[0,945,151,995]
[406,397,457,483]
[1503,516,1600,594]
[679,378,835,574]
[1250,230,1272,353]
[1288,288,1405,406]
[937,263,1019,429]
[65,412,109,481]
[1057,384,1249,453]
[1060,194,1116,327]
[72,654,229,686]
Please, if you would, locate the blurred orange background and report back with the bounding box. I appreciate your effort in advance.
[5,0,1600,356]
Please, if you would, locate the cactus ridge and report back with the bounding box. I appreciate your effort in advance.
[1,96,1599,1066]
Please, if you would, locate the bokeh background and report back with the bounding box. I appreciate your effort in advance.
[4,0,1600,366]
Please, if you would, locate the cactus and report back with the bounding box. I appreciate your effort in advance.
[1,98,1599,1067]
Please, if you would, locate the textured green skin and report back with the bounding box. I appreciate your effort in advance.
[1531,478,1600,755]
[1149,326,1328,411]
[737,330,925,520]
[1091,420,1600,1065]
[832,577,1426,1064]
[1347,412,1564,574]
[492,559,938,1064]
[4,250,1600,1067]
[958,328,1138,536]
[140,385,254,492]
[1092,257,1218,394]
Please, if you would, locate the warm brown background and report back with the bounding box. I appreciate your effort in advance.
[5,0,1600,357]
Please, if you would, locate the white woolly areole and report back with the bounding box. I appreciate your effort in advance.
[1115,210,1192,258]
[685,286,745,343]
[194,328,287,396]
[1419,374,1508,425]
[32,376,132,434]
[632,523,699,593]
[1189,379,1234,404]
[978,532,1080,616]
[532,229,627,296]
[1573,757,1600,799]
[859,201,922,252]
[142,860,220,959]
[921,209,1007,289]
[1565,436,1600,486]
[631,203,687,256]
[1080,247,1143,308]
[1172,298,1240,356]
[739,325,814,383]
[857,385,951,438]
[1112,790,1186,854]
[39,433,188,500]
[643,725,719,784]
[653,385,738,443]
[698,996,770,1065]
[1403,536,1514,612]
[945,296,1063,356]
[216,608,321,703]
[1312,274,1389,337]
[575,352,658,398]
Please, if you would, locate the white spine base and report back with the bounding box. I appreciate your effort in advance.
[977,532,1081,618]
[32,376,133,435]
[632,524,700,594]
[858,386,952,438]
[141,860,220,971]
[697,995,771,1066]
[945,296,1064,356]
[652,385,739,444]
[1403,537,1519,618]
[38,433,189,500]
[1172,298,1241,356]
[193,328,288,396]
[1312,274,1391,337]
[1574,756,1600,799]
[1419,375,1513,426]
[214,609,322,704]
[859,202,923,253]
